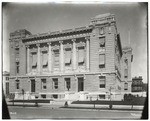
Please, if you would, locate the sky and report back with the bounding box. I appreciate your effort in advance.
[2,2,148,83]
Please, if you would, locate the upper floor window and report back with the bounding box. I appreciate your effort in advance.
[65,78,71,91]
[124,69,128,78]
[15,48,19,57]
[124,82,128,90]
[41,79,47,89]
[32,52,37,69]
[99,27,105,35]
[65,48,72,66]
[42,51,48,68]
[99,37,105,48]
[16,62,19,74]
[53,50,60,68]
[6,77,9,80]
[99,76,106,88]
[16,79,20,89]
[78,47,85,66]
[124,59,128,68]
[99,54,105,68]
[53,78,58,89]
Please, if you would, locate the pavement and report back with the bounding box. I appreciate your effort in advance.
[6,100,144,111]
[8,105,143,119]
[6,99,144,119]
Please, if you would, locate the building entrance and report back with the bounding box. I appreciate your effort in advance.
[78,77,84,92]
[31,79,35,92]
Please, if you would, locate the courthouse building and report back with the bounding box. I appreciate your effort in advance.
[9,13,133,100]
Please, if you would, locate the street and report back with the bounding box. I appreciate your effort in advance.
[8,106,142,119]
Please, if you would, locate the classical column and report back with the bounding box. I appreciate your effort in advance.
[72,38,76,71]
[37,44,41,73]
[59,41,64,72]
[26,45,30,74]
[48,42,52,73]
[85,37,90,71]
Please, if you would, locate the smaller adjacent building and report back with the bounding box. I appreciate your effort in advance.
[132,76,143,92]
[3,71,10,97]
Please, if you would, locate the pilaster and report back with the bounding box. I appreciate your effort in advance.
[48,42,52,73]
[85,36,90,71]
[37,44,41,74]
[59,41,64,72]
[26,45,30,74]
[72,38,76,71]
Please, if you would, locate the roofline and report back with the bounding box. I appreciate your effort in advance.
[22,26,93,42]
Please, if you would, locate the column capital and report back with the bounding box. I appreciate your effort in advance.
[85,36,90,40]
[71,38,76,42]
[36,43,40,47]
[26,45,30,48]
[47,42,52,45]
[59,41,63,44]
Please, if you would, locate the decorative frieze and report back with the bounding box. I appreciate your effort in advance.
[64,42,72,49]
[52,44,60,50]
[24,33,90,45]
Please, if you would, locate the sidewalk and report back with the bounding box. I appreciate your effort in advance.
[7,100,144,111]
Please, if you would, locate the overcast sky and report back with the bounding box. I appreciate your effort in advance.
[3,2,147,82]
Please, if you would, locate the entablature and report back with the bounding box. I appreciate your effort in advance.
[24,33,91,46]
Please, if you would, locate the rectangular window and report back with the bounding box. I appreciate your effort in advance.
[41,94,46,99]
[99,27,105,35]
[16,80,20,89]
[124,83,128,90]
[15,48,19,57]
[6,82,9,95]
[65,78,71,91]
[16,62,19,74]
[6,77,9,80]
[32,53,37,68]
[99,76,106,88]
[124,69,128,78]
[124,59,128,67]
[65,48,71,66]
[78,47,84,66]
[41,79,47,89]
[99,95,105,99]
[99,37,105,48]
[53,78,58,89]
[54,50,59,68]
[42,51,48,68]
[99,54,105,68]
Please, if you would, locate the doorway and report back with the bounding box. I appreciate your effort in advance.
[31,79,35,92]
[78,77,84,92]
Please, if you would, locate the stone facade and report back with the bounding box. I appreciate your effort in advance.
[9,13,133,100]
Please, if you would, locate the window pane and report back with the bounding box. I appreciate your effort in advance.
[99,27,104,35]
[53,78,58,89]
[54,50,59,68]
[99,54,105,65]
[99,37,105,47]
[32,53,37,67]
[42,52,48,66]
[124,83,128,90]
[99,76,106,88]
[124,69,128,78]
[65,49,71,65]
[78,47,84,64]
[65,78,71,90]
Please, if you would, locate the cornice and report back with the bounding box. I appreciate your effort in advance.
[22,26,92,42]
[25,33,91,45]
